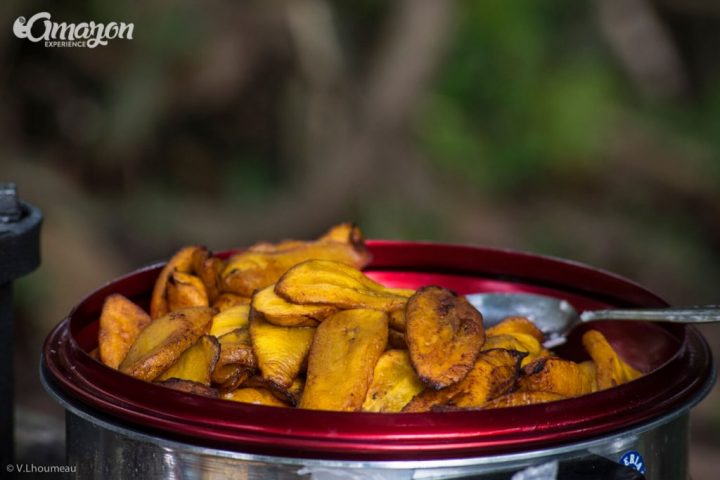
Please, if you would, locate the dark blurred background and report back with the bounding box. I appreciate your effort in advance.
[2,0,719,477]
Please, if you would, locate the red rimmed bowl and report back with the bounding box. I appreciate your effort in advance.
[41,241,715,479]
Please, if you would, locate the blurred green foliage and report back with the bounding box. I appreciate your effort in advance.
[421,0,616,192]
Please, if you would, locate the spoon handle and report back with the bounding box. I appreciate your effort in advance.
[580,306,720,324]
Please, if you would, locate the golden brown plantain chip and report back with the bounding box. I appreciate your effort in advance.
[482,333,544,367]
[272,376,305,406]
[445,349,524,408]
[405,286,485,389]
[300,309,388,411]
[242,375,306,406]
[578,360,598,391]
[212,293,251,312]
[389,309,406,331]
[430,390,567,412]
[167,271,209,312]
[485,316,544,343]
[221,387,289,407]
[480,391,567,409]
[582,329,642,390]
[362,350,424,412]
[252,284,332,327]
[98,294,152,369]
[402,349,523,412]
[401,387,455,413]
[318,222,364,244]
[150,246,203,319]
[221,223,372,296]
[209,305,250,338]
[156,378,219,398]
[157,335,220,385]
[519,356,597,397]
[387,328,407,350]
[214,367,254,393]
[119,307,214,381]
[192,249,225,303]
[250,310,315,389]
[274,260,413,312]
[211,328,256,385]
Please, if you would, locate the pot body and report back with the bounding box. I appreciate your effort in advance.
[49,377,695,480]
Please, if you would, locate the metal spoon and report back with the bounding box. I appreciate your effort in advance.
[464,292,720,348]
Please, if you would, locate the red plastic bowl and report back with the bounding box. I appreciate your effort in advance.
[42,241,714,461]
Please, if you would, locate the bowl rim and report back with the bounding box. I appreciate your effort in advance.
[42,240,716,460]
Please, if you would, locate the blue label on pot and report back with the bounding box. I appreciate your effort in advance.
[620,450,646,474]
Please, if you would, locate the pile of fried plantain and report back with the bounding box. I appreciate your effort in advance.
[97,223,645,412]
[222,223,372,297]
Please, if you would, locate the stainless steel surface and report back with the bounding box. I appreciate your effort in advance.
[62,408,689,479]
[579,306,720,324]
[44,367,703,480]
[465,292,720,347]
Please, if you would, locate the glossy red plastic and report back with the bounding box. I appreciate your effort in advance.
[42,241,714,461]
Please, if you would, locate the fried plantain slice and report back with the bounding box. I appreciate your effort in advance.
[435,391,565,410]
[578,360,599,392]
[387,328,407,350]
[389,308,406,331]
[481,391,567,409]
[445,349,524,408]
[482,333,544,367]
[405,286,485,389]
[242,375,306,406]
[582,329,642,390]
[272,376,305,406]
[249,310,316,389]
[213,293,251,312]
[119,307,214,381]
[209,305,250,338]
[211,328,256,385]
[519,357,597,397]
[402,349,523,412]
[300,309,388,411]
[362,350,424,412]
[156,378,219,398]
[401,386,455,413]
[192,249,225,303]
[98,294,152,369]
[222,387,290,407]
[434,390,568,411]
[214,366,254,393]
[318,222,363,244]
[150,246,203,318]
[221,223,372,296]
[167,271,209,312]
[157,335,220,385]
[252,284,332,327]
[274,260,413,312]
[485,316,544,343]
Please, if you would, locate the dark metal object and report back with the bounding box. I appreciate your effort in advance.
[0,182,42,468]
[0,183,22,223]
